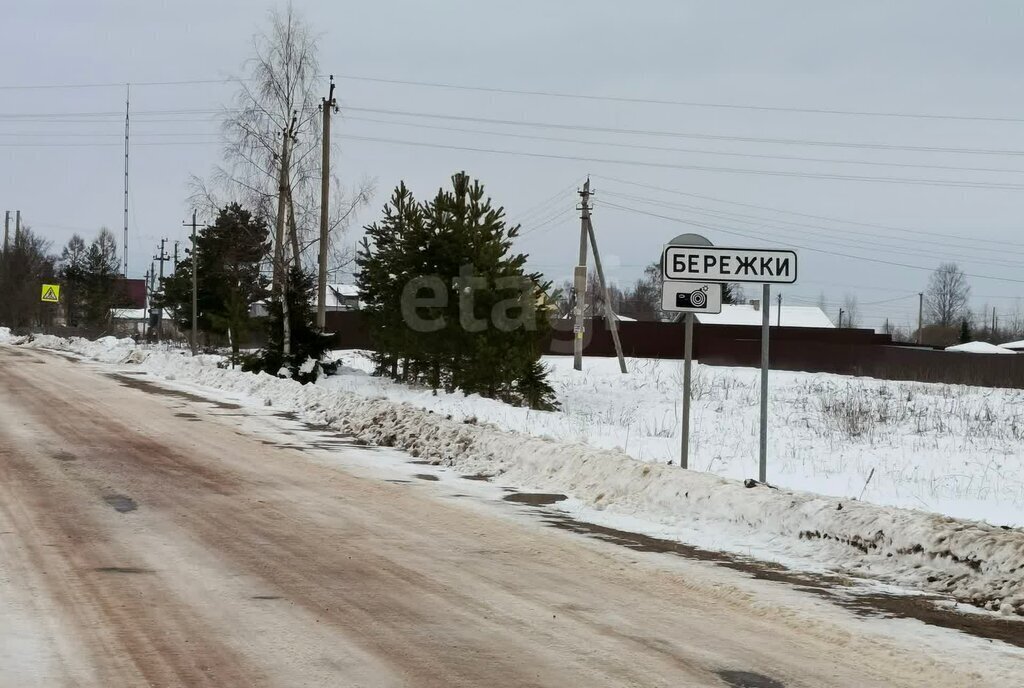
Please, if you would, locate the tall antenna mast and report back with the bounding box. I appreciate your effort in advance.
[122,83,130,277]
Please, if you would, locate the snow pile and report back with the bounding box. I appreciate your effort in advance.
[21,335,1024,615]
[0,327,11,343]
[19,334,138,363]
[946,341,1017,354]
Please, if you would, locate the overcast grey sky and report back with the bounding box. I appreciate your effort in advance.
[5,1,1024,331]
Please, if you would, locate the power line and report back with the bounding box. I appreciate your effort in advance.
[342,114,1024,176]
[337,133,1024,190]
[333,74,1024,124]
[0,77,248,91]
[598,189,1024,263]
[3,71,1021,124]
[343,106,1024,158]
[599,200,1024,285]
[595,175,1024,249]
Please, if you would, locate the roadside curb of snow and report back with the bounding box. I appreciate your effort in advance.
[19,335,1024,616]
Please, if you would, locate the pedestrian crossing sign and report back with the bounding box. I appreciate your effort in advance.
[41,284,60,303]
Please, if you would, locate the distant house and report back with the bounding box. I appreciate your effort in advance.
[249,283,361,318]
[110,308,176,338]
[999,339,1024,353]
[695,303,835,328]
[325,284,361,312]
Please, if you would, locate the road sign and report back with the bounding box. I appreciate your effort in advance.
[663,245,797,284]
[662,281,722,314]
[40,284,60,303]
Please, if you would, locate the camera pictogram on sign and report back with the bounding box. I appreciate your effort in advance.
[675,285,709,309]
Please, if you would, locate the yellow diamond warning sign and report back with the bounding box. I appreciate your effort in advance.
[40,284,60,303]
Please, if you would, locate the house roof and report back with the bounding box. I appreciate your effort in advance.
[998,339,1024,351]
[110,308,172,320]
[326,284,359,307]
[695,304,834,328]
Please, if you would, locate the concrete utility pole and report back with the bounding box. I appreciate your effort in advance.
[3,211,9,253]
[317,76,337,331]
[15,210,20,244]
[573,179,591,371]
[173,241,179,273]
[152,239,170,340]
[184,211,199,355]
[838,308,844,328]
[153,238,170,284]
[917,292,924,345]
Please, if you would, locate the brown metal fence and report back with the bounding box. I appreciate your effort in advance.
[324,311,1024,389]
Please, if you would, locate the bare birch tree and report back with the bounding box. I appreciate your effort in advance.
[925,262,970,328]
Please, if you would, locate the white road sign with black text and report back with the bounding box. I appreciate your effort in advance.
[663,246,797,284]
[661,281,723,313]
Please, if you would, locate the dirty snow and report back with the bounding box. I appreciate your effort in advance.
[11,334,1024,615]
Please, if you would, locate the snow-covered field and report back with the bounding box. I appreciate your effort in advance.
[321,351,1024,528]
[7,331,1024,616]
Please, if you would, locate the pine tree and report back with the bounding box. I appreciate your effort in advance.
[247,266,333,382]
[358,172,556,409]
[81,229,120,327]
[58,235,88,326]
[158,203,270,355]
[959,318,972,344]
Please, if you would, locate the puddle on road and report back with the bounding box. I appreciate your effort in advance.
[503,493,568,506]
[251,595,282,600]
[109,374,242,410]
[103,494,138,513]
[94,566,152,574]
[461,474,492,482]
[52,451,76,462]
[414,474,440,482]
[717,670,786,688]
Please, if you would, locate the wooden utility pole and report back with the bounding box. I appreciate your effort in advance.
[572,180,591,371]
[585,211,627,374]
[838,308,844,328]
[183,211,199,355]
[777,292,782,327]
[15,210,20,244]
[3,211,8,254]
[317,76,337,330]
[917,292,924,345]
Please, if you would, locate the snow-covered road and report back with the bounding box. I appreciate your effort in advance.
[1,345,1022,686]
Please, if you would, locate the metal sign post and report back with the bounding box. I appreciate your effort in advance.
[662,234,720,469]
[680,312,694,468]
[760,284,770,483]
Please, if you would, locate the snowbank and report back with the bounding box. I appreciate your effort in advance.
[0,327,11,343]
[15,334,1024,616]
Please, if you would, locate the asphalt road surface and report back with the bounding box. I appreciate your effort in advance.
[0,346,1017,687]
